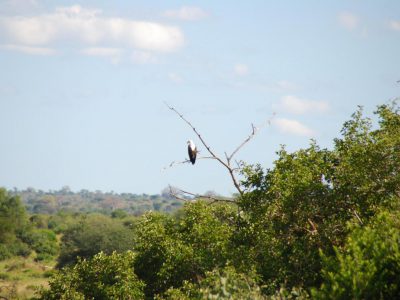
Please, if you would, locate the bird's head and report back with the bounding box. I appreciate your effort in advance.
[187,140,196,149]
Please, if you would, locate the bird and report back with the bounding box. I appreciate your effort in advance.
[187,140,197,165]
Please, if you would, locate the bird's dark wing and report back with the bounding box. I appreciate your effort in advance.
[188,146,196,164]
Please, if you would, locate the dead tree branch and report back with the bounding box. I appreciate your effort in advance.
[164,102,273,198]
[168,185,236,203]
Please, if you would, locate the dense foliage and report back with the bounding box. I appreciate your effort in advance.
[57,214,136,267]
[0,189,58,261]
[313,210,400,299]
[36,251,144,300]
[133,202,236,297]
[236,103,400,292]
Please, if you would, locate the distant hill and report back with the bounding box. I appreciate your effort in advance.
[9,186,187,215]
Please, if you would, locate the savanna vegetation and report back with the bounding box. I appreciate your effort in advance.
[1,102,399,299]
[11,187,186,215]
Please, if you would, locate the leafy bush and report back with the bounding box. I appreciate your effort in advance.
[161,266,264,299]
[0,188,31,260]
[313,210,400,299]
[0,188,27,244]
[10,240,31,257]
[133,201,236,297]
[35,251,145,300]
[0,244,12,260]
[19,229,58,260]
[57,214,135,267]
[0,272,10,280]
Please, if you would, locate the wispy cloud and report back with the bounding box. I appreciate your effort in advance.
[233,63,249,76]
[1,44,56,55]
[279,95,330,115]
[163,6,209,21]
[273,118,315,137]
[388,20,400,31]
[0,5,184,58]
[81,47,123,64]
[81,47,122,57]
[338,11,359,30]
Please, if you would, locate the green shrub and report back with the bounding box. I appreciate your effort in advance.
[57,214,135,267]
[161,266,272,300]
[134,202,235,298]
[0,244,12,260]
[313,210,400,299]
[0,272,10,280]
[20,229,59,259]
[35,251,145,300]
[12,240,31,257]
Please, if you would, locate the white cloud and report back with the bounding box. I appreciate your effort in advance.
[388,20,400,31]
[338,11,359,30]
[273,118,315,137]
[81,47,123,64]
[234,63,249,76]
[168,72,183,84]
[163,6,209,21]
[0,5,184,54]
[280,95,330,115]
[81,47,122,57]
[1,44,56,55]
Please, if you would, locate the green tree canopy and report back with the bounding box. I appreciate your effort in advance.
[36,251,145,300]
[57,214,136,267]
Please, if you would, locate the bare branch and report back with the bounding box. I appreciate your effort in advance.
[164,102,243,195]
[162,156,216,171]
[164,102,222,161]
[227,113,275,162]
[168,185,236,204]
[168,185,191,202]
[164,103,273,197]
[224,151,229,161]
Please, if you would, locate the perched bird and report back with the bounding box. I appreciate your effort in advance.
[187,140,197,165]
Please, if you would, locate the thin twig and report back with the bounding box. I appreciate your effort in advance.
[227,114,275,162]
[168,188,190,202]
[162,156,216,171]
[352,209,363,225]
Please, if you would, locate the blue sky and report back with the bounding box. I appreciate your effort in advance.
[0,0,399,196]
